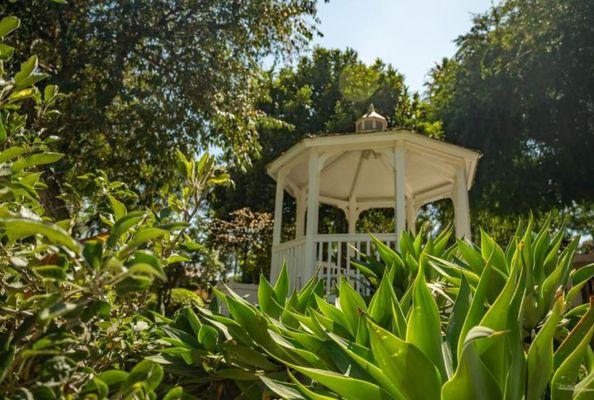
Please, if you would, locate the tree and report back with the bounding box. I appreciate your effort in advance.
[0,0,322,207]
[209,208,273,283]
[427,0,594,241]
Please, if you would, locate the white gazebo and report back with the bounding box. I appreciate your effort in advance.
[267,106,480,293]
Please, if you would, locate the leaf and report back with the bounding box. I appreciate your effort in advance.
[555,298,594,368]
[338,276,367,335]
[163,386,187,400]
[131,250,165,279]
[33,265,66,281]
[573,370,594,400]
[289,364,394,400]
[127,227,168,248]
[260,376,307,400]
[197,325,218,352]
[526,294,564,400]
[457,259,495,361]
[367,318,441,400]
[0,117,6,144]
[446,275,471,367]
[0,346,15,384]
[551,324,594,400]
[115,274,153,294]
[125,360,163,391]
[2,218,81,252]
[0,16,20,39]
[83,240,103,269]
[0,146,27,163]
[441,327,504,400]
[38,302,77,323]
[274,262,290,303]
[166,254,189,264]
[106,211,145,247]
[258,276,283,318]
[108,195,127,220]
[129,262,166,281]
[324,331,402,399]
[406,259,446,379]
[11,152,63,172]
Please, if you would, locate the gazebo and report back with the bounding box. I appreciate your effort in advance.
[267,105,481,293]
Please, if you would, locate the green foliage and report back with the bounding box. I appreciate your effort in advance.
[427,0,594,240]
[157,222,594,399]
[0,16,229,397]
[0,0,322,205]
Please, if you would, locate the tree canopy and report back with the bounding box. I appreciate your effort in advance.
[1,0,322,205]
[427,0,594,238]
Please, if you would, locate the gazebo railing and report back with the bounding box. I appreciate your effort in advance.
[271,233,397,295]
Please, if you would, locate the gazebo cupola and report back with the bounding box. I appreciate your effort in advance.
[355,103,387,133]
[267,105,481,293]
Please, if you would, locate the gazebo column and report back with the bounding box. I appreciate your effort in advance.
[393,143,406,241]
[406,196,417,235]
[453,165,471,239]
[295,189,306,238]
[304,151,320,287]
[347,197,358,234]
[270,170,287,282]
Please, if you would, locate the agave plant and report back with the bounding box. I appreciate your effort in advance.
[155,222,594,400]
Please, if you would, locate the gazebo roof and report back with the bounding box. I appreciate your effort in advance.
[267,129,481,211]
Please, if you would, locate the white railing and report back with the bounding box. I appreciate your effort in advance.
[271,237,307,291]
[271,233,397,295]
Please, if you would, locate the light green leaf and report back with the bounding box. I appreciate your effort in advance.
[551,324,594,400]
[125,360,163,391]
[367,318,441,400]
[127,227,168,248]
[106,211,145,247]
[289,364,394,400]
[0,146,27,163]
[338,276,367,335]
[274,262,290,303]
[442,327,504,400]
[2,218,81,252]
[258,276,283,318]
[526,294,564,400]
[108,195,127,220]
[260,376,307,400]
[406,259,446,379]
[554,298,594,368]
[0,16,20,39]
[11,152,63,172]
[33,265,66,281]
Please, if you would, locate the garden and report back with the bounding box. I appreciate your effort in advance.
[1,1,594,399]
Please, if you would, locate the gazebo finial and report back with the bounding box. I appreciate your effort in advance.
[356,103,387,133]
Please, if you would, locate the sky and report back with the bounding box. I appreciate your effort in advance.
[313,0,495,93]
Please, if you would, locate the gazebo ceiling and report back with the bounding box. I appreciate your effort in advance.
[267,129,481,210]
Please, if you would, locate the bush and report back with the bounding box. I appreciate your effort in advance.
[0,15,228,398]
[155,225,594,399]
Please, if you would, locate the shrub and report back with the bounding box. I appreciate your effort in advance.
[156,224,594,399]
[0,15,228,398]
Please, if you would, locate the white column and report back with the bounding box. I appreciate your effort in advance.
[304,151,320,286]
[453,165,471,239]
[295,190,306,239]
[347,197,358,234]
[406,196,416,235]
[394,143,406,241]
[270,170,286,282]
